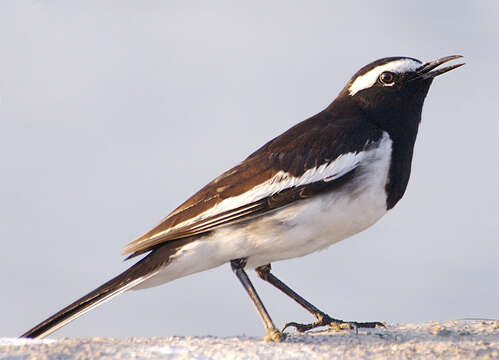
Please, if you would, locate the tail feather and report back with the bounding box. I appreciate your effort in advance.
[20,239,190,339]
[20,273,154,339]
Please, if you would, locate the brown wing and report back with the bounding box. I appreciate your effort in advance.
[122,109,383,258]
[122,153,279,258]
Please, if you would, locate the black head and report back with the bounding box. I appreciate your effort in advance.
[336,55,464,138]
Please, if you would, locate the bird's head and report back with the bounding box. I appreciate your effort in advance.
[337,55,464,137]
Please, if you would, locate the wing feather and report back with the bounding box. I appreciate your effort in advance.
[123,110,384,258]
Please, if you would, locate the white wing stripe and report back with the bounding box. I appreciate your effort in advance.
[147,149,370,242]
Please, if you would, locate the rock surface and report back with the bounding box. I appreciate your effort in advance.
[1,320,498,359]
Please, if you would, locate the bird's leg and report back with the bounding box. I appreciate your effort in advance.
[230,259,285,342]
[255,264,385,333]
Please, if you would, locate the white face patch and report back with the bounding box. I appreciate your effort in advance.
[348,58,421,96]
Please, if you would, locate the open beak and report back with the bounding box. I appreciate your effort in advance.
[414,55,465,80]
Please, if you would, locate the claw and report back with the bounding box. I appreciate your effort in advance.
[282,321,313,333]
[281,314,386,334]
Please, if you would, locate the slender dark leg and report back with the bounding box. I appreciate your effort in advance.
[255,264,385,333]
[230,259,285,342]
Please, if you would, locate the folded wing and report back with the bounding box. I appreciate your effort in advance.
[123,110,383,258]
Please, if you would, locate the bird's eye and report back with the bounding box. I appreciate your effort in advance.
[379,71,395,85]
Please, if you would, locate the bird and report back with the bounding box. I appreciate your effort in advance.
[21,55,464,342]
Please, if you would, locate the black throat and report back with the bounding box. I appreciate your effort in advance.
[372,108,421,210]
[384,129,419,209]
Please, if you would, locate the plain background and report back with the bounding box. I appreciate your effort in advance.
[1,1,498,338]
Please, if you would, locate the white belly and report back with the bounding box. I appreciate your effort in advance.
[136,134,392,289]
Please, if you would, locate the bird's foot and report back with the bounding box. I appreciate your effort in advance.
[263,328,286,342]
[282,312,385,333]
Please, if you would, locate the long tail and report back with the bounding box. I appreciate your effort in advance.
[20,241,185,339]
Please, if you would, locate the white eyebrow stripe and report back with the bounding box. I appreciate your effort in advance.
[348,59,421,96]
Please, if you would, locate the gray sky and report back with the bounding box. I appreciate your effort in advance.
[1,1,498,338]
